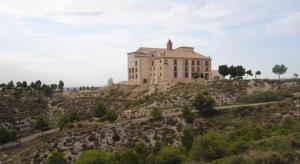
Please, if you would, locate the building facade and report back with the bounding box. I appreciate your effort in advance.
[127,40,214,84]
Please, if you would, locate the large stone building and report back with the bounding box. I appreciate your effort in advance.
[127,40,217,84]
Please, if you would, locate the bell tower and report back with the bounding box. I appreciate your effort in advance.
[167,39,173,50]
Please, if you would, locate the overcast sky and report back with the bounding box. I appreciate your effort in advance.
[0,0,299,87]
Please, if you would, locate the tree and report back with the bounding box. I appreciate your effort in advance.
[255,71,261,79]
[22,81,28,88]
[58,80,64,91]
[94,101,107,118]
[218,65,230,78]
[75,150,112,164]
[182,105,194,123]
[151,108,162,120]
[7,81,14,89]
[50,84,58,90]
[35,80,42,90]
[235,65,246,79]
[33,114,49,136]
[46,151,68,164]
[193,93,215,114]
[16,82,23,88]
[272,64,288,79]
[229,66,237,79]
[294,73,298,78]
[108,78,114,86]
[245,70,253,79]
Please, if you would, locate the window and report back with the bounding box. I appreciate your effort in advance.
[185,66,188,71]
[185,60,188,65]
[192,67,195,72]
[128,68,131,73]
[206,67,209,72]
[174,66,177,71]
[205,61,209,66]
[129,75,131,79]
[197,67,200,71]
[197,61,200,65]
[160,73,161,76]
[164,60,168,64]
[174,72,177,78]
[136,74,138,79]
[185,72,189,78]
[135,68,138,72]
[160,60,162,63]
[174,59,177,65]
[192,60,194,65]
[152,61,154,66]
[135,60,138,66]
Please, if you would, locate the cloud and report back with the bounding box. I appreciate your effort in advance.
[265,10,300,35]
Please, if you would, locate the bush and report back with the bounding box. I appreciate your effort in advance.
[239,91,289,104]
[181,128,194,151]
[112,131,120,142]
[182,105,194,123]
[191,130,228,161]
[75,150,112,164]
[0,127,16,147]
[115,149,138,164]
[193,93,215,114]
[151,108,162,120]
[253,151,290,164]
[59,112,79,129]
[46,151,68,164]
[154,146,186,164]
[212,155,255,164]
[94,101,107,118]
[105,110,118,121]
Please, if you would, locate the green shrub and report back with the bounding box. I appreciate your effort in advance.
[191,130,228,161]
[75,150,112,164]
[182,105,194,123]
[115,149,138,164]
[253,151,290,164]
[154,146,186,164]
[151,108,162,120]
[112,131,120,142]
[181,128,194,152]
[94,101,107,118]
[212,155,255,164]
[239,91,289,104]
[46,151,68,164]
[105,110,118,121]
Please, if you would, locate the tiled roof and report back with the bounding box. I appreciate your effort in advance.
[136,47,210,59]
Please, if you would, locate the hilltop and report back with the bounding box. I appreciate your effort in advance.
[1,79,300,163]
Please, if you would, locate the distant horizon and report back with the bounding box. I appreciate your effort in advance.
[0,0,299,86]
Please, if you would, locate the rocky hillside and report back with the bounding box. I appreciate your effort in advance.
[1,79,300,163]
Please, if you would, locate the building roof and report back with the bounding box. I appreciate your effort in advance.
[133,47,210,59]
